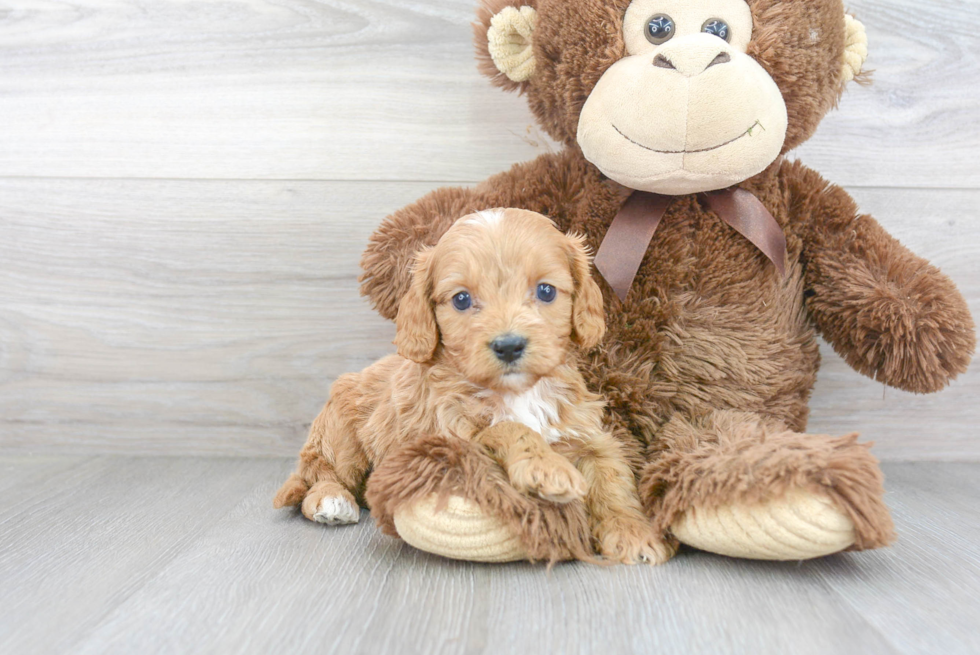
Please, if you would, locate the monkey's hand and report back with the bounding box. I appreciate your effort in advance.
[787,161,975,393]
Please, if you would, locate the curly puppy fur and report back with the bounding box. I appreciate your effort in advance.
[277,208,671,564]
[359,0,976,553]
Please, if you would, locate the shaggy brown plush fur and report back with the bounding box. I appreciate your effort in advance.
[639,410,894,550]
[360,149,974,553]
[367,433,597,564]
[357,0,975,556]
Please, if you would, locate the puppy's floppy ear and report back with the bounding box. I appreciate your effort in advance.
[394,248,439,363]
[566,233,605,350]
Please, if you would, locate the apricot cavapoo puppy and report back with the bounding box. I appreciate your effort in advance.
[274,208,672,564]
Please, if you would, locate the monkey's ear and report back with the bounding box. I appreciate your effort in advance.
[840,14,869,87]
[566,234,606,351]
[474,2,538,92]
[394,249,439,363]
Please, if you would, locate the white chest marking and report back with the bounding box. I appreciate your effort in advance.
[490,379,563,443]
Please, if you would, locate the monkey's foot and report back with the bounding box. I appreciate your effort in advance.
[670,488,856,560]
[641,411,896,560]
[394,495,527,563]
[368,434,595,564]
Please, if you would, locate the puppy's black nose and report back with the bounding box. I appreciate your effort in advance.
[490,334,527,363]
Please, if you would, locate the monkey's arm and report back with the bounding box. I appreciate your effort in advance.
[784,161,975,393]
[359,150,586,320]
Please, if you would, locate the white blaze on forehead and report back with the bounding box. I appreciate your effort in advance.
[487,377,565,443]
[464,209,505,227]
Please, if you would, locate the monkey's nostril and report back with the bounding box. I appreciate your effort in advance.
[652,54,675,70]
[490,334,528,364]
[707,52,731,68]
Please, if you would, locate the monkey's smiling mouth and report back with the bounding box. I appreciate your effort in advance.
[612,120,764,154]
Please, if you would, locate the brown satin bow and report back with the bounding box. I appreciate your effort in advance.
[593,188,787,301]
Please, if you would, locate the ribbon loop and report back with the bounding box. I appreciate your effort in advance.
[702,189,787,277]
[593,189,787,301]
[593,192,671,302]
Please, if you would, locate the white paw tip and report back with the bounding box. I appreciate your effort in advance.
[313,496,360,525]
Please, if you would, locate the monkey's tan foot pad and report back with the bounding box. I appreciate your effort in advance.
[670,488,856,560]
[393,494,527,563]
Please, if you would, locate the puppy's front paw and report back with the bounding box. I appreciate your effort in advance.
[508,454,587,504]
[597,518,676,565]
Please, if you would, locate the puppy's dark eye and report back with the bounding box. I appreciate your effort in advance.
[701,18,731,42]
[536,283,557,303]
[451,291,472,311]
[646,14,675,45]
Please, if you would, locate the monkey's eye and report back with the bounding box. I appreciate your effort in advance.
[701,18,731,42]
[645,15,675,45]
[451,291,472,311]
[536,283,557,303]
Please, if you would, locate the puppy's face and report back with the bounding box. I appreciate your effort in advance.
[394,209,605,392]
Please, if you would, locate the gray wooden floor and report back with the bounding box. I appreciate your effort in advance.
[1,457,977,655]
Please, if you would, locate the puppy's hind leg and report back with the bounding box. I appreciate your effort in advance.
[303,480,361,526]
[273,473,309,509]
[275,376,369,525]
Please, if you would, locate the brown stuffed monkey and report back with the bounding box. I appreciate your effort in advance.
[358,0,975,563]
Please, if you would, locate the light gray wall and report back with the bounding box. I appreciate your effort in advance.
[1,0,977,459]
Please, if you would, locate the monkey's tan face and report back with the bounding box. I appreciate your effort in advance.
[576,0,788,195]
